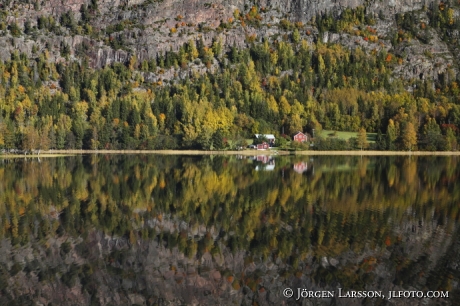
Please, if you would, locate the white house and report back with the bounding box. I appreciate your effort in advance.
[255,134,276,146]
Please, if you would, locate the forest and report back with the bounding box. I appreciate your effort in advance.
[0,4,460,151]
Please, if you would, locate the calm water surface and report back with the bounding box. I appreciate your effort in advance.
[0,155,459,305]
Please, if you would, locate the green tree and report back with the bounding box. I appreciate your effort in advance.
[9,22,21,37]
[292,28,300,43]
[422,118,442,150]
[445,128,457,151]
[0,123,5,148]
[212,129,225,150]
[212,37,223,59]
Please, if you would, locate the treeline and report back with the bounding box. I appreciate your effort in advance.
[1,9,460,150]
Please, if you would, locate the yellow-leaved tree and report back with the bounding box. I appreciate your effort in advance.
[357,127,368,150]
[402,122,417,151]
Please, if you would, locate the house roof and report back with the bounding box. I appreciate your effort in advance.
[293,131,306,136]
[255,134,276,139]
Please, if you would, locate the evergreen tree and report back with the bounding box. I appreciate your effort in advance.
[212,129,225,150]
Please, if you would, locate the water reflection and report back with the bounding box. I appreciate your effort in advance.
[0,155,458,305]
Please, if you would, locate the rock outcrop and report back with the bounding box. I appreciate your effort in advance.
[0,0,458,84]
[7,0,431,23]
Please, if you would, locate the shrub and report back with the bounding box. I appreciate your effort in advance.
[279,19,292,30]
[9,22,21,37]
[314,137,350,150]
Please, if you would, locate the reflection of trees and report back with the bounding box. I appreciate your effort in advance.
[0,155,459,303]
[0,156,460,250]
[0,155,459,258]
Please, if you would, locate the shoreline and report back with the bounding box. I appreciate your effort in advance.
[1,149,460,157]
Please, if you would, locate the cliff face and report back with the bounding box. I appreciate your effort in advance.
[13,0,428,22]
[0,0,458,82]
[259,0,427,21]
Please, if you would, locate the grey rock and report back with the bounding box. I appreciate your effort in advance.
[321,256,329,268]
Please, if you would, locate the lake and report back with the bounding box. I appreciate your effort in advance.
[0,154,458,305]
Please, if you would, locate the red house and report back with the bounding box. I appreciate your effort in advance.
[293,132,308,142]
[256,142,270,150]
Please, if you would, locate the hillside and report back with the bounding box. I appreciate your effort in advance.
[0,0,460,151]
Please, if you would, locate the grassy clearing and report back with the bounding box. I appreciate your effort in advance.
[319,130,377,143]
[245,139,254,145]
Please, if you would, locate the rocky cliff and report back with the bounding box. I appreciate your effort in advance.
[1,0,458,83]
[6,0,430,23]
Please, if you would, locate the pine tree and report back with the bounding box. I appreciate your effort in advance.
[212,129,224,150]
[375,129,386,150]
[445,128,457,151]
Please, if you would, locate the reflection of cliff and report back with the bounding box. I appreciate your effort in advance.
[0,216,457,305]
[0,155,459,304]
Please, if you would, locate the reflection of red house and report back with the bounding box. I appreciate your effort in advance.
[257,142,269,150]
[256,155,271,163]
[293,162,308,174]
[293,132,308,142]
